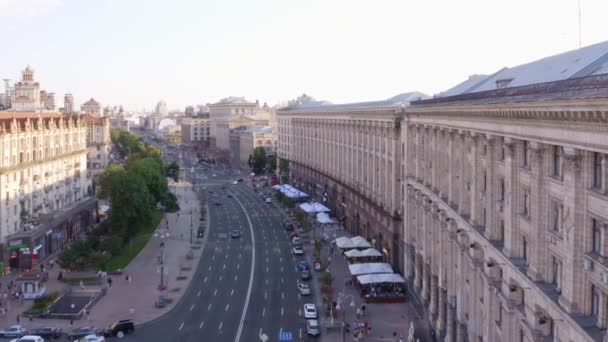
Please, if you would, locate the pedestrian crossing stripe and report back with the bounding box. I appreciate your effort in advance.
[279,331,293,341]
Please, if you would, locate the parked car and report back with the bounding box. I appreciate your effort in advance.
[75,335,105,342]
[291,237,302,246]
[0,325,27,338]
[9,336,44,342]
[67,327,99,340]
[304,304,318,319]
[292,245,304,255]
[283,223,294,231]
[297,282,311,295]
[301,269,311,280]
[231,230,241,238]
[102,319,134,337]
[264,197,272,203]
[306,319,320,336]
[313,261,322,271]
[298,260,309,270]
[29,326,62,339]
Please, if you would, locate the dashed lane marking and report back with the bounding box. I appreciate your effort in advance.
[214,289,218,296]
[190,304,195,311]
[231,289,234,296]
[178,322,184,331]
[199,321,205,329]
[197,290,201,297]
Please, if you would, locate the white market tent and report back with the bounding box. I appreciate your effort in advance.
[335,236,355,249]
[310,202,330,213]
[350,236,372,249]
[345,248,382,258]
[357,273,406,285]
[316,212,334,224]
[272,184,283,190]
[348,263,393,276]
[280,184,309,199]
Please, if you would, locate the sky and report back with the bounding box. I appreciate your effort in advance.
[1,0,607,111]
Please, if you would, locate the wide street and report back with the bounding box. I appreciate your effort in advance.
[130,174,311,341]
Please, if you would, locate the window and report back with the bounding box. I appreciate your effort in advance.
[499,220,505,241]
[482,170,487,192]
[523,189,531,218]
[551,201,563,233]
[522,235,528,262]
[552,146,562,178]
[496,304,503,327]
[522,141,530,168]
[499,178,505,202]
[592,218,603,255]
[500,144,506,161]
[594,152,604,189]
[552,256,562,291]
[482,142,487,155]
[592,285,600,318]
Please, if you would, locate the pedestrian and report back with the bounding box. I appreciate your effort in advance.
[50,259,54,268]
[40,264,44,272]
[16,314,19,323]
[29,315,32,322]
[356,308,362,319]
[70,318,73,325]
[107,277,113,287]
[361,305,366,316]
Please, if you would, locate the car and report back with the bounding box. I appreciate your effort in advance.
[298,260,309,270]
[313,260,322,271]
[0,325,27,338]
[304,304,318,319]
[291,237,302,246]
[297,282,311,295]
[237,178,243,182]
[67,327,99,340]
[306,319,320,336]
[264,197,272,203]
[231,230,241,238]
[284,223,294,231]
[292,245,304,255]
[9,336,44,342]
[232,181,238,185]
[75,335,105,342]
[212,174,217,177]
[29,326,62,339]
[102,319,134,337]
[213,202,222,206]
[226,194,233,198]
[301,269,311,280]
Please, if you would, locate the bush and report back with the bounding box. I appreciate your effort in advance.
[24,292,59,316]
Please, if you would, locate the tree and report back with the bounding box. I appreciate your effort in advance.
[129,157,167,204]
[267,154,277,172]
[251,147,267,174]
[279,159,290,183]
[165,161,180,182]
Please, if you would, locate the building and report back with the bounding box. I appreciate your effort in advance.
[185,106,195,117]
[155,101,168,116]
[46,93,55,111]
[82,114,111,174]
[181,116,210,144]
[81,98,101,116]
[163,125,182,145]
[63,94,74,114]
[11,67,42,111]
[215,114,269,151]
[237,125,276,168]
[208,97,259,139]
[400,42,608,342]
[0,112,95,268]
[108,118,131,132]
[277,92,427,271]
[39,91,48,110]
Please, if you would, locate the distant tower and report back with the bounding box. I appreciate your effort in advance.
[46,92,56,110]
[2,79,11,108]
[155,100,168,116]
[64,93,74,113]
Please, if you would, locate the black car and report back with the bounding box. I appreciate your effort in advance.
[231,230,241,238]
[30,326,63,339]
[213,202,222,206]
[237,178,243,182]
[103,319,135,337]
[283,223,294,231]
[67,326,99,339]
[301,269,311,280]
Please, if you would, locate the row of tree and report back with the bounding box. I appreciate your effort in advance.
[58,130,179,271]
[247,147,277,174]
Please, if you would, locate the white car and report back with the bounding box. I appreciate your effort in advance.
[304,303,318,319]
[0,326,27,338]
[306,319,320,336]
[265,197,272,203]
[10,336,44,342]
[297,282,311,295]
[76,334,106,342]
[292,246,304,255]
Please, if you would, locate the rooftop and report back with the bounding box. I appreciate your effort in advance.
[281,91,429,112]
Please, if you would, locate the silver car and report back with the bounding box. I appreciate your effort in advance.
[306,319,320,336]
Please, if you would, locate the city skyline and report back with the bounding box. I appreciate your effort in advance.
[1,0,608,110]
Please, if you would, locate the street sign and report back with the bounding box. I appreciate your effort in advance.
[279,331,293,341]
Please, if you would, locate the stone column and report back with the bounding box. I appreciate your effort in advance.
[527,142,548,282]
[437,288,447,337]
[447,130,457,207]
[422,260,431,302]
[469,133,481,226]
[502,138,520,257]
[484,135,500,240]
[445,299,457,342]
[415,253,423,291]
[430,275,439,317]
[456,322,466,342]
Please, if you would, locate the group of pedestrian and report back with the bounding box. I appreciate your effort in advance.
[352,320,371,341]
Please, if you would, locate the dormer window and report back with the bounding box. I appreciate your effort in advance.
[496,78,513,89]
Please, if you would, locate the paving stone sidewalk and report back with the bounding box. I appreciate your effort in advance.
[0,181,207,332]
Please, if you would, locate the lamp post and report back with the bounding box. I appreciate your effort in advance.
[155,231,169,291]
[336,291,356,342]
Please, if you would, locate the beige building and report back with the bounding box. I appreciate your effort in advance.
[0,112,96,267]
[81,98,102,116]
[63,94,74,114]
[230,125,276,169]
[11,67,42,111]
[82,114,110,174]
[215,114,268,151]
[109,118,131,132]
[181,116,210,144]
[208,97,261,140]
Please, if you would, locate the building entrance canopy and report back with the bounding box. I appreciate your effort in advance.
[299,202,331,213]
[348,262,393,276]
[272,184,309,198]
[357,273,405,285]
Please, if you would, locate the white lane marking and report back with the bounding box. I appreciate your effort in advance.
[262,307,266,317]
[208,265,212,271]
[219,275,223,281]
[237,264,240,270]
[235,275,238,281]
[280,266,283,272]
[265,279,268,285]
[190,304,195,311]
[298,294,301,301]
[178,322,184,331]
[219,322,223,330]
[225,304,230,311]
[200,321,205,329]
[299,308,301,316]
[197,290,201,297]
[281,307,284,316]
[203,276,208,283]
[231,289,234,296]
[282,292,284,300]
[280,328,283,336]
[259,328,262,336]
[264,291,267,299]
[299,328,302,339]
[266,267,269,273]
[231,191,256,342]
[214,289,218,296]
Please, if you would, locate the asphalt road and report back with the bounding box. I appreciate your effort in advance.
[123,179,313,342]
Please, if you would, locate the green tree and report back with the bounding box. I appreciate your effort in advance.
[251,147,267,174]
[99,164,125,199]
[267,154,277,172]
[129,157,167,204]
[165,161,180,182]
[279,159,290,183]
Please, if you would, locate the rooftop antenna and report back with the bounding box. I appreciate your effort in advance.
[578,0,582,48]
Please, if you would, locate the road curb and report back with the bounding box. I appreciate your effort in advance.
[135,184,211,330]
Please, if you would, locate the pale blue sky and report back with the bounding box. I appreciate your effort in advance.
[1,0,607,110]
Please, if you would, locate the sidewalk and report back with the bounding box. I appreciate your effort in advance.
[270,194,432,342]
[0,181,207,332]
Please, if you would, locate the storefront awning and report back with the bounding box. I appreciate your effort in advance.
[6,244,28,251]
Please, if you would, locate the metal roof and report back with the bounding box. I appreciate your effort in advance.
[281,91,428,112]
[438,40,608,97]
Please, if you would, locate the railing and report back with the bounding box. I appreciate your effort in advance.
[411,74,608,106]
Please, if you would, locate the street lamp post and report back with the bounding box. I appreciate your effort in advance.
[155,231,169,292]
[336,291,356,342]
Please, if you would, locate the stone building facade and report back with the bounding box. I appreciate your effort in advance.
[277,101,406,271]
[0,112,95,267]
[81,98,101,116]
[181,116,210,144]
[82,114,111,175]
[215,114,268,151]
[401,76,608,342]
